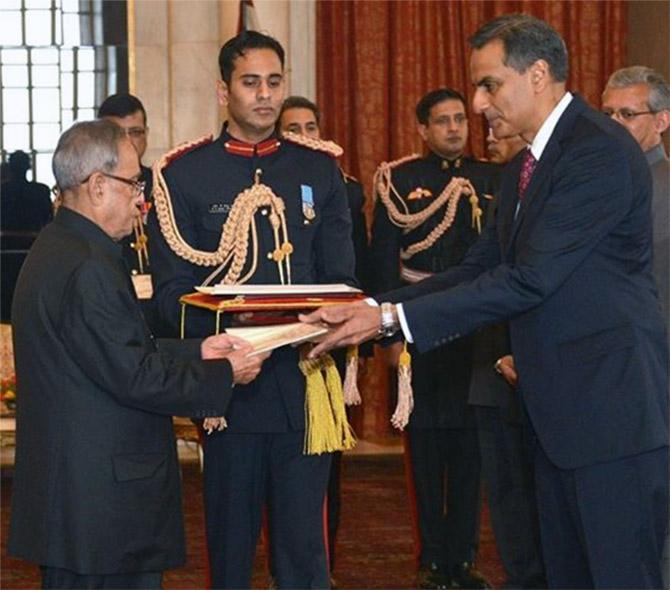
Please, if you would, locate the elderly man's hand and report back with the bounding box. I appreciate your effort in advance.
[299,301,381,358]
[200,333,270,385]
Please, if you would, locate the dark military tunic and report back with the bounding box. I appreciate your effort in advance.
[371,152,501,428]
[371,150,500,573]
[147,124,356,589]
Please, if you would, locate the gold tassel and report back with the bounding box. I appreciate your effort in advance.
[299,349,357,455]
[323,354,357,451]
[343,345,362,406]
[391,342,414,430]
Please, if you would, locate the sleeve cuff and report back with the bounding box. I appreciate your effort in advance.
[396,303,414,343]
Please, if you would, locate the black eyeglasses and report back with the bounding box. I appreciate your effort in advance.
[83,172,146,196]
[602,108,657,121]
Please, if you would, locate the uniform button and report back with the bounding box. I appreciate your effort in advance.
[267,252,273,260]
[261,209,268,216]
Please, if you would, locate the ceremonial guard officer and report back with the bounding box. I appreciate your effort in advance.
[147,31,356,590]
[98,94,163,334]
[370,88,499,589]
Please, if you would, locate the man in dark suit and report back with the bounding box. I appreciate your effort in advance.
[303,14,669,588]
[147,31,356,589]
[8,119,267,589]
[368,88,499,589]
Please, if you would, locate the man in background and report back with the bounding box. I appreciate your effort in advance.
[277,96,369,584]
[98,93,164,333]
[369,88,499,589]
[602,64,670,589]
[602,66,669,323]
[0,150,53,321]
[468,130,546,589]
[1,150,52,233]
[278,95,370,291]
[8,119,267,589]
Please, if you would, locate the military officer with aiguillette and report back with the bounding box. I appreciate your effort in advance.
[147,30,356,590]
[370,88,500,590]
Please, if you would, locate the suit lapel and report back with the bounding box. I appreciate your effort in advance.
[504,95,588,257]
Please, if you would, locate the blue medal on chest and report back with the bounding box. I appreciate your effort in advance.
[301,185,316,222]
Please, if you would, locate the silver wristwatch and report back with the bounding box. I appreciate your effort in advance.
[378,302,398,337]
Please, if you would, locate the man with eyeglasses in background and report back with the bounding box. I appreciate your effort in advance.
[98,93,165,334]
[602,67,670,325]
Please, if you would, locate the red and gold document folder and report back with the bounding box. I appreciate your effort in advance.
[178,283,364,337]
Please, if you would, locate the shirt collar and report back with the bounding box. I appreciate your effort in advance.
[529,91,573,161]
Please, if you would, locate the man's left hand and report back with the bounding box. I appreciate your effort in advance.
[299,302,380,358]
[201,333,253,360]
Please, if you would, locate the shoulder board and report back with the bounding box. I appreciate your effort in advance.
[159,135,214,170]
[282,131,343,158]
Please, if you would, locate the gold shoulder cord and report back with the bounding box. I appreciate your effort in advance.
[373,155,483,260]
[281,131,344,158]
[155,136,355,454]
[153,137,293,286]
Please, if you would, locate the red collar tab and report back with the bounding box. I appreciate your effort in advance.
[224,137,280,158]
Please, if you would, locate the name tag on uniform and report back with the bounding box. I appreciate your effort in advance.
[131,274,154,300]
[209,203,231,214]
[301,185,315,221]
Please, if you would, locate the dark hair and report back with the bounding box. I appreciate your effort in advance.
[469,14,568,82]
[98,93,147,125]
[279,96,320,126]
[218,30,285,84]
[415,89,466,125]
[8,150,32,175]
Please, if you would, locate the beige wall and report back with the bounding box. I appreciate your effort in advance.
[130,0,315,166]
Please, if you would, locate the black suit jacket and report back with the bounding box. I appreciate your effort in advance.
[9,208,233,574]
[385,95,669,468]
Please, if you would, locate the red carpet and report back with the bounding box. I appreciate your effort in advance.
[1,454,505,589]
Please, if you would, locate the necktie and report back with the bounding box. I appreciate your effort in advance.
[518,149,537,201]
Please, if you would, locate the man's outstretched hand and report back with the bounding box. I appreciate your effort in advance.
[299,301,381,358]
[201,333,270,385]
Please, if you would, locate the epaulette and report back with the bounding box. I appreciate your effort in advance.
[282,131,343,158]
[160,135,214,169]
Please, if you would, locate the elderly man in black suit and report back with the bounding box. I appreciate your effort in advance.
[303,14,669,588]
[8,119,267,589]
